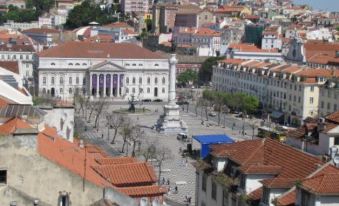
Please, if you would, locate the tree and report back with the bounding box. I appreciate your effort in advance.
[138,140,157,162]
[65,0,117,29]
[128,126,144,157]
[119,118,134,153]
[199,56,224,83]
[154,146,173,185]
[107,113,125,144]
[177,69,198,87]
[94,99,106,128]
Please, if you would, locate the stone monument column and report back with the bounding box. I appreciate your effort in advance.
[156,54,187,134]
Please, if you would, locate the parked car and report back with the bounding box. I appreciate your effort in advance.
[208,112,217,117]
[142,99,152,102]
[235,113,249,118]
[177,133,188,142]
[153,99,163,102]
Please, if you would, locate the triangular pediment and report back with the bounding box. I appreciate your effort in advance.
[89,61,126,72]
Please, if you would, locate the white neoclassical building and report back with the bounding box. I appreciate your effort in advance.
[38,41,170,101]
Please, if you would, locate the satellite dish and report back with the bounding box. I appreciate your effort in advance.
[333,155,339,167]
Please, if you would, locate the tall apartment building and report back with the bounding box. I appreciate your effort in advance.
[121,0,149,15]
[319,77,339,116]
[212,59,339,126]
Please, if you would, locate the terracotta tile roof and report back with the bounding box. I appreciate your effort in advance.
[276,190,296,206]
[301,173,339,195]
[219,58,244,65]
[304,41,339,61]
[23,28,59,34]
[216,6,245,13]
[248,187,262,201]
[295,68,333,78]
[261,178,297,189]
[92,162,157,187]
[0,117,32,135]
[0,61,19,74]
[37,127,165,199]
[240,164,281,175]
[326,111,339,124]
[96,157,136,165]
[194,28,221,37]
[211,138,323,180]
[176,4,201,14]
[0,44,35,52]
[38,41,164,59]
[229,43,278,53]
[117,185,167,197]
[0,97,12,107]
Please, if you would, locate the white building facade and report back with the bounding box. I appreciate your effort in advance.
[38,42,170,101]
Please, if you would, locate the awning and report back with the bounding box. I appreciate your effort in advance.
[193,134,235,158]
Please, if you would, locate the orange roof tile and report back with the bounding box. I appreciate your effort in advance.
[219,58,244,65]
[0,117,32,135]
[326,111,339,124]
[92,162,157,187]
[37,127,164,199]
[194,28,221,37]
[229,43,278,53]
[301,173,339,195]
[240,164,281,175]
[23,28,59,34]
[261,178,297,189]
[276,190,296,206]
[38,41,164,59]
[0,61,19,74]
[248,187,262,201]
[0,97,13,107]
[117,185,167,197]
[296,68,333,78]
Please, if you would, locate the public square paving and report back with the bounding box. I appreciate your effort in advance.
[76,103,260,205]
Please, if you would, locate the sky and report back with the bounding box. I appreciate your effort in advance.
[293,0,339,12]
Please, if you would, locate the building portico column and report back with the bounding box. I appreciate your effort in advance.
[96,73,99,98]
[89,73,92,97]
[111,74,114,97]
[117,74,120,97]
[103,73,106,97]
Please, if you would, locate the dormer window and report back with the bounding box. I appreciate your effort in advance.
[125,63,130,66]
[132,64,136,66]
[154,64,159,67]
[82,63,87,66]
[68,63,73,66]
[75,63,80,66]
[51,63,55,66]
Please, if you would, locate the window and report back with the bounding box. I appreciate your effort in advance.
[211,181,217,200]
[147,77,150,84]
[202,173,207,192]
[154,64,159,67]
[162,88,165,93]
[51,62,55,66]
[147,88,150,93]
[155,77,158,84]
[83,77,86,85]
[60,88,63,94]
[301,190,311,206]
[132,63,136,66]
[321,101,324,108]
[139,88,143,93]
[262,187,269,204]
[310,86,314,92]
[126,88,129,93]
[76,77,79,84]
[43,77,46,85]
[69,88,72,94]
[327,102,331,110]
[82,63,87,66]
[334,104,337,111]
[51,77,55,85]
[19,54,22,59]
[335,137,339,145]
[126,77,129,84]
[60,77,64,84]
[132,77,136,84]
[139,77,142,84]
[0,170,7,184]
[68,63,73,66]
[59,193,70,206]
[162,77,166,85]
[69,77,72,84]
[222,189,229,206]
[310,97,313,104]
[75,63,80,66]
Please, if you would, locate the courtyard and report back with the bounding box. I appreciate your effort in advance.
[75,102,261,205]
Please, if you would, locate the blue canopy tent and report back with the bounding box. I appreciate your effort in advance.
[193,134,235,159]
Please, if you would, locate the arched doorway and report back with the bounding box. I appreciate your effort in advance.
[51,88,55,97]
[154,87,158,97]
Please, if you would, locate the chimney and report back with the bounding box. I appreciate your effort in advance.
[33,200,39,206]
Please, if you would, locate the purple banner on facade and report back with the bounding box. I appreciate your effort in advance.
[92,74,97,89]
[120,74,124,87]
[106,74,111,88]
[113,74,118,88]
[99,74,104,88]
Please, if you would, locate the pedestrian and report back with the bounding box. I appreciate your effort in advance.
[188,196,191,204]
[174,186,178,193]
[185,158,188,167]
[162,177,165,185]
[167,178,170,185]
[179,147,182,154]
[101,133,104,139]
